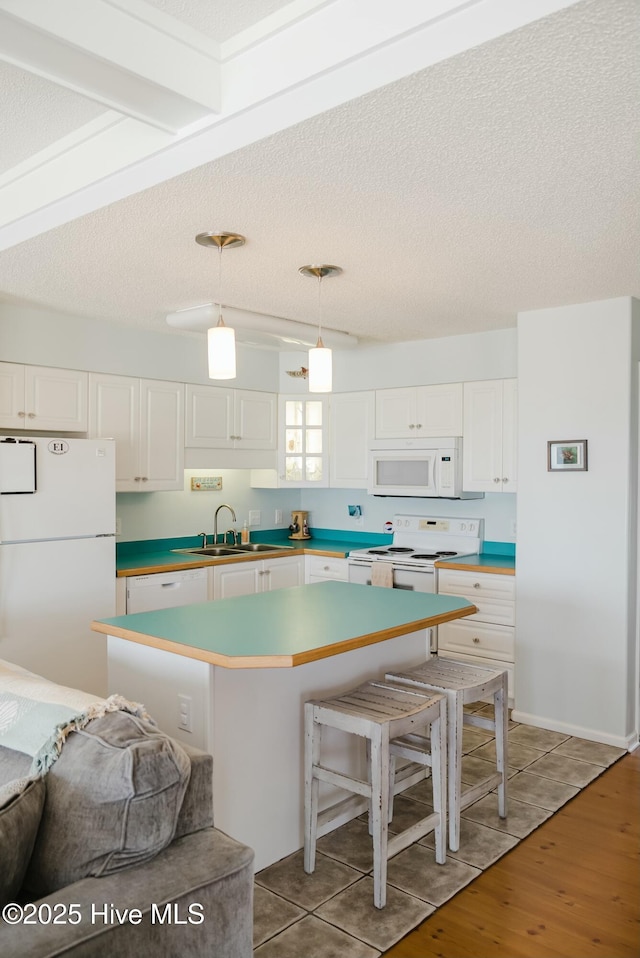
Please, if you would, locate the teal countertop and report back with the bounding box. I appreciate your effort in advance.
[435,553,516,574]
[116,535,384,576]
[93,581,476,668]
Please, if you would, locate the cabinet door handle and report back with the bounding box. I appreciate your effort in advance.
[415,423,422,429]
[18,411,26,417]
[494,477,501,483]
[409,423,415,429]
[134,476,141,482]
[503,477,509,483]
[473,636,480,644]
[27,412,36,418]
[323,565,330,571]
[473,582,481,589]
[142,476,148,482]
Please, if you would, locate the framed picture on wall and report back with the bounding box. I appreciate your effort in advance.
[547,440,588,472]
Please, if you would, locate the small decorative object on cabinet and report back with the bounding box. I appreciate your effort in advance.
[437,567,515,704]
[547,439,587,471]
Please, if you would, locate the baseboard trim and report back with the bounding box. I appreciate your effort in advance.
[510,709,637,751]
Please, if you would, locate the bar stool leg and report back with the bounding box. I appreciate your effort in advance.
[370,724,390,909]
[304,702,320,874]
[448,693,464,852]
[495,673,509,818]
[431,699,447,865]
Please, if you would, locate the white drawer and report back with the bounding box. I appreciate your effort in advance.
[305,556,349,581]
[437,650,515,701]
[461,596,515,627]
[437,569,515,602]
[437,620,514,662]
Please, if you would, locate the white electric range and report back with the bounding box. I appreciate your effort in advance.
[348,515,483,594]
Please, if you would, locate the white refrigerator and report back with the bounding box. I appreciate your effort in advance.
[0,436,116,696]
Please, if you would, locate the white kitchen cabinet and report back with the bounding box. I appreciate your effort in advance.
[213,555,304,599]
[329,391,374,488]
[185,384,276,450]
[462,378,517,492]
[305,555,348,584]
[0,362,88,431]
[437,567,515,701]
[375,383,463,439]
[89,373,184,491]
[251,395,329,488]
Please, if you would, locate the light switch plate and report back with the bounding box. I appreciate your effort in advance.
[249,510,261,526]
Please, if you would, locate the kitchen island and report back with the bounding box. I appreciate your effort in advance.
[92,582,476,869]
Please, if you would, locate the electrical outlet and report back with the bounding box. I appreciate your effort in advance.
[177,694,193,733]
[249,510,261,526]
[275,509,283,524]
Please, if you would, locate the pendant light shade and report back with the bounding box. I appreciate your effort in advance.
[298,265,342,393]
[196,231,245,380]
[207,317,236,379]
[308,337,332,392]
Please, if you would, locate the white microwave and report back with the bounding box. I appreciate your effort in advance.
[368,438,483,499]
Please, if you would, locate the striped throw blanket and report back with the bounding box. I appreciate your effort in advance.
[0,658,151,775]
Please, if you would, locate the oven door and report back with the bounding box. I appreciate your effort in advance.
[348,560,435,593]
[348,560,437,650]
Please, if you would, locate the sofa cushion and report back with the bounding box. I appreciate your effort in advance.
[24,710,191,898]
[0,777,45,906]
[0,744,32,787]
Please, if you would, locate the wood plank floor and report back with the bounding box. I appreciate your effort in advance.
[385,749,640,958]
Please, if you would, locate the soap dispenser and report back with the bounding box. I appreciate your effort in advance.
[241,520,250,544]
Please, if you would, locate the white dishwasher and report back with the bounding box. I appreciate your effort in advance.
[126,567,208,614]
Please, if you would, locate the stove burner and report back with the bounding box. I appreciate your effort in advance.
[368,549,391,555]
[436,550,458,557]
[387,547,414,553]
[411,553,440,560]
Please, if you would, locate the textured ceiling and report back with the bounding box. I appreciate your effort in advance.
[0,0,638,345]
[142,0,293,42]
[0,61,106,174]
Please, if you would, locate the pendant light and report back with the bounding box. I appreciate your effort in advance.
[196,231,245,379]
[298,264,342,392]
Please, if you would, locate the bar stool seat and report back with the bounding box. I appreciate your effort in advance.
[386,659,508,852]
[304,679,447,908]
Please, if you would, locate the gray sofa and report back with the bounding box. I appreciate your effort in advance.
[0,672,254,958]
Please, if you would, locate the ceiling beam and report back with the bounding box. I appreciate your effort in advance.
[0,0,220,131]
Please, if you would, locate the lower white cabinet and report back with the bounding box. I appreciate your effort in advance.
[305,555,349,584]
[213,555,304,599]
[437,567,515,701]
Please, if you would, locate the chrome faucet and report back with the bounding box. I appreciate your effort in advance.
[214,504,237,545]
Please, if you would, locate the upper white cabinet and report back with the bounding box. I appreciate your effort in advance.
[375,383,463,439]
[462,378,517,493]
[89,373,184,491]
[185,384,276,450]
[252,396,329,488]
[0,362,88,432]
[329,390,375,488]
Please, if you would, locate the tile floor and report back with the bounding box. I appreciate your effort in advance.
[253,702,626,956]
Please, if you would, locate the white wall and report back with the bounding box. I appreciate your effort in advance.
[0,302,280,390]
[280,327,517,393]
[515,297,639,747]
[116,470,299,541]
[301,488,516,543]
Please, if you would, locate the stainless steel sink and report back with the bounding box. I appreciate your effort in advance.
[172,546,240,557]
[232,543,293,552]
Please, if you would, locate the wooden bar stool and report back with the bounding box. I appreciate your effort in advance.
[386,659,508,852]
[304,679,447,909]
